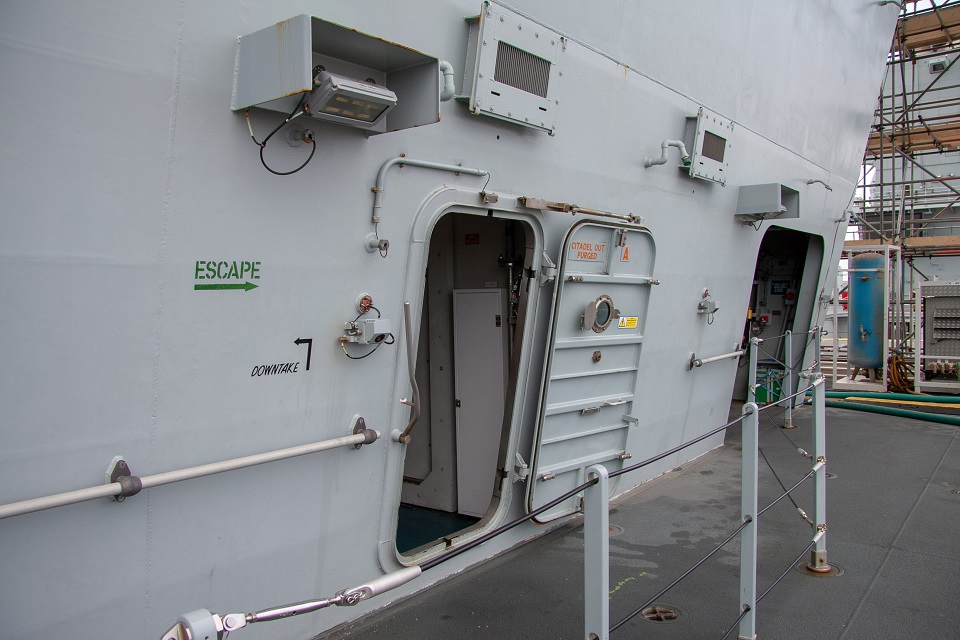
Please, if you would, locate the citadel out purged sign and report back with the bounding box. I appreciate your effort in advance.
[567,240,607,262]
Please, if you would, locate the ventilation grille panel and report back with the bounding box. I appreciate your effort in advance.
[494,42,550,98]
[464,2,562,134]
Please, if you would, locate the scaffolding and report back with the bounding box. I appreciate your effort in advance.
[844,1,960,391]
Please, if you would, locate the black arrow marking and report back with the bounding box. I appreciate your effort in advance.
[294,338,313,371]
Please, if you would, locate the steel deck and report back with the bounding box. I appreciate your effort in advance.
[320,404,960,640]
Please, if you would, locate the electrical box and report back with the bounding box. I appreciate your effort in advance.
[682,107,734,184]
[461,1,563,134]
[232,15,441,134]
[735,183,800,223]
[359,318,393,345]
[916,280,960,393]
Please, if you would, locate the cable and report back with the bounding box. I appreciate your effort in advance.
[341,341,382,360]
[757,538,817,603]
[610,517,752,633]
[340,306,392,359]
[245,95,317,176]
[719,606,752,640]
[749,214,768,232]
[756,451,815,525]
[259,138,316,176]
[888,351,918,392]
[421,475,600,571]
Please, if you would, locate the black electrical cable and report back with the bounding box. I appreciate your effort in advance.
[245,94,317,176]
[259,139,316,176]
[610,516,753,633]
[341,341,384,360]
[340,307,393,359]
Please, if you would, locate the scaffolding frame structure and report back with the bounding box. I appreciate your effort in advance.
[843,1,960,391]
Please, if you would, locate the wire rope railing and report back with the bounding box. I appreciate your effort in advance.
[609,517,753,633]
[598,376,828,640]
[748,326,822,429]
[159,370,830,640]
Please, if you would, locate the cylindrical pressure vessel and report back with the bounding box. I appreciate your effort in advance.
[848,252,885,368]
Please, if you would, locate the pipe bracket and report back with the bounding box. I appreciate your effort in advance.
[107,457,142,501]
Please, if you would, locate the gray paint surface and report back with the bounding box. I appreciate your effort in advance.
[0,2,897,639]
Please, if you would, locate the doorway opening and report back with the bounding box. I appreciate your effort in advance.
[734,227,824,401]
[396,211,535,555]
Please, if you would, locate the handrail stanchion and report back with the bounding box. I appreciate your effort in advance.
[808,374,830,572]
[748,338,760,405]
[783,330,794,429]
[584,464,610,640]
[739,402,759,640]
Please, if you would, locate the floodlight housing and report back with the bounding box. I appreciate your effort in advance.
[307,71,398,130]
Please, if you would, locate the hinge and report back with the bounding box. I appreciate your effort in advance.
[539,251,557,286]
[514,452,529,481]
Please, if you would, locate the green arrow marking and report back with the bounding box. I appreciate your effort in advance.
[194,281,258,292]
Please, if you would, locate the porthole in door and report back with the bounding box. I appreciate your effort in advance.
[582,294,619,333]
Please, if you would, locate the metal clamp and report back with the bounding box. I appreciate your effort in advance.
[351,416,380,450]
[107,456,142,502]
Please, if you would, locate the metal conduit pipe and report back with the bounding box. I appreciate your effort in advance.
[0,431,379,520]
[397,301,421,444]
[806,178,833,191]
[438,60,456,102]
[371,156,489,224]
[643,140,691,168]
[825,400,960,426]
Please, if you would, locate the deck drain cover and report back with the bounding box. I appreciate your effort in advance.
[642,605,680,622]
[609,524,625,537]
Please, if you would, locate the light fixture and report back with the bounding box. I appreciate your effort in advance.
[306,71,398,130]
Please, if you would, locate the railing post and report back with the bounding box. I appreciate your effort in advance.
[584,464,610,640]
[738,402,760,640]
[808,374,830,572]
[748,338,760,405]
[739,403,759,640]
[783,330,794,429]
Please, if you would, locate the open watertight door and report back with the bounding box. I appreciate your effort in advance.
[527,222,656,522]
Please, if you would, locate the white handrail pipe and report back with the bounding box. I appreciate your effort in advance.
[0,431,378,520]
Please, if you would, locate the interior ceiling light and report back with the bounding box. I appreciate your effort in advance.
[307,71,397,129]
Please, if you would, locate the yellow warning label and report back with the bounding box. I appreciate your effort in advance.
[618,316,638,329]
